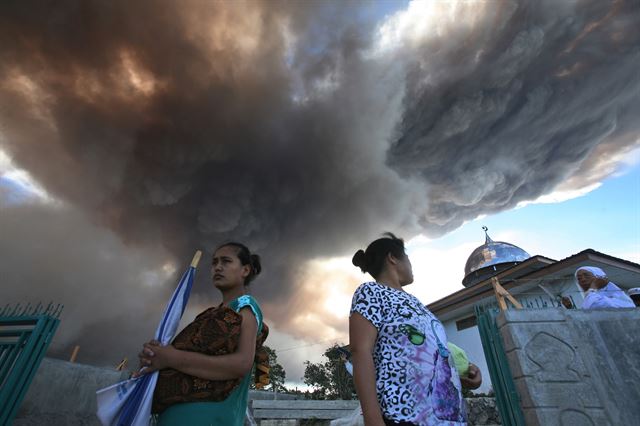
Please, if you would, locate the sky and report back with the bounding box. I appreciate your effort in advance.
[0,0,639,387]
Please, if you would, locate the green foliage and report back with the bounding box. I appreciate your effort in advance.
[303,343,356,400]
[265,346,287,392]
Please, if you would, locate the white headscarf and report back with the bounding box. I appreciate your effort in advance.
[574,266,607,280]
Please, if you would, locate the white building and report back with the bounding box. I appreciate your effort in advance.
[427,229,640,392]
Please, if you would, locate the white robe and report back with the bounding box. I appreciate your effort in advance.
[582,282,635,309]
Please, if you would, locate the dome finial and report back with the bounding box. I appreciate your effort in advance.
[482,226,493,244]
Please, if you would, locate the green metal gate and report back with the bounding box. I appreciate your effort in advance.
[474,304,525,426]
[0,303,62,425]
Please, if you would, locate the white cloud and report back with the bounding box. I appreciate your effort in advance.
[516,182,602,208]
[405,236,477,304]
[371,0,489,57]
[0,147,56,204]
[517,141,640,208]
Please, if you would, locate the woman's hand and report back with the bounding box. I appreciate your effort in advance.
[561,296,574,309]
[460,363,482,390]
[132,340,176,377]
[591,277,608,290]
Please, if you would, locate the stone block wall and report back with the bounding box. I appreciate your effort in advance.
[466,397,501,425]
[497,308,640,425]
[14,357,127,426]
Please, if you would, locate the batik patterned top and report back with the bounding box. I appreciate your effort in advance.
[350,281,466,426]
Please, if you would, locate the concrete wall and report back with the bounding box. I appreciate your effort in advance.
[442,278,618,395]
[14,357,127,426]
[14,358,301,425]
[497,308,640,425]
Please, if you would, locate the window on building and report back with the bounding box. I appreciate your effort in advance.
[456,315,477,331]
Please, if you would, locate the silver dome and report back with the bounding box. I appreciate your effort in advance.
[462,227,530,287]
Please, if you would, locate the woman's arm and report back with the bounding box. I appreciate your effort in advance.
[583,292,634,309]
[350,312,385,426]
[138,307,258,380]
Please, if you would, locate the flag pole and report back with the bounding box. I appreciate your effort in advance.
[69,345,80,363]
[191,250,202,268]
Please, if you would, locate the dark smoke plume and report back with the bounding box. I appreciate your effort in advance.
[387,0,640,233]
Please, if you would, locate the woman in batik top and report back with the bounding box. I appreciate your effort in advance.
[349,233,466,426]
[136,242,265,426]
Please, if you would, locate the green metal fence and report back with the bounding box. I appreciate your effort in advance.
[0,303,62,426]
[474,304,525,426]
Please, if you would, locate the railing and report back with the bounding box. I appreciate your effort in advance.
[474,304,525,426]
[478,294,579,312]
[0,303,63,426]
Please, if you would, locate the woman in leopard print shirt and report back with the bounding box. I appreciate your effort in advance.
[349,233,466,426]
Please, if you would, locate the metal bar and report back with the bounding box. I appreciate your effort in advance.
[0,304,63,425]
[3,316,60,423]
[0,329,32,389]
[474,305,525,426]
[0,327,37,337]
[0,318,44,423]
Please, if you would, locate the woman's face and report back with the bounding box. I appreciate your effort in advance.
[212,245,250,290]
[576,269,595,291]
[398,253,414,286]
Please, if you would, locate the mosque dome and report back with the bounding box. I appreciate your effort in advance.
[462,227,531,287]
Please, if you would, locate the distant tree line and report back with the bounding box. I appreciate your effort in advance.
[253,344,492,400]
[302,343,355,400]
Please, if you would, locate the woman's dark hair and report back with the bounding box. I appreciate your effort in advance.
[352,232,406,279]
[215,242,262,285]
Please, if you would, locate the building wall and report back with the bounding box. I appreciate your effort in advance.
[497,308,640,425]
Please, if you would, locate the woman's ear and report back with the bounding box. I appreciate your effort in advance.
[241,264,251,278]
[387,252,398,266]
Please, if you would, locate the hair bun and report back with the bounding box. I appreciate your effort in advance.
[250,254,262,276]
[352,249,367,272]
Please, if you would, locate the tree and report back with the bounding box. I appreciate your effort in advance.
[264,346,287,392]
[251,345,287,392]
[303,343,355,400]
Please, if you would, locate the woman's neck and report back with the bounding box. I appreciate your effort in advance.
[221,286,247,305]
[376,271,403,290]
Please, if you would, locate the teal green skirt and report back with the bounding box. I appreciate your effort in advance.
[157,373,250,426]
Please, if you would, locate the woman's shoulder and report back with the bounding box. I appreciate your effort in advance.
[352,281,383,301]
[353,281,384,294]
[231,295,261,313]
[231,295,263,331]
[354,280,374,290]
[353,281,409,299]
[351,281,409,309]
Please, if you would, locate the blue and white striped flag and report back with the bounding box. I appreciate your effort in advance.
[96,250,202,426]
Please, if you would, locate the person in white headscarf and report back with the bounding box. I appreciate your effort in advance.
[575,266,635,309]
